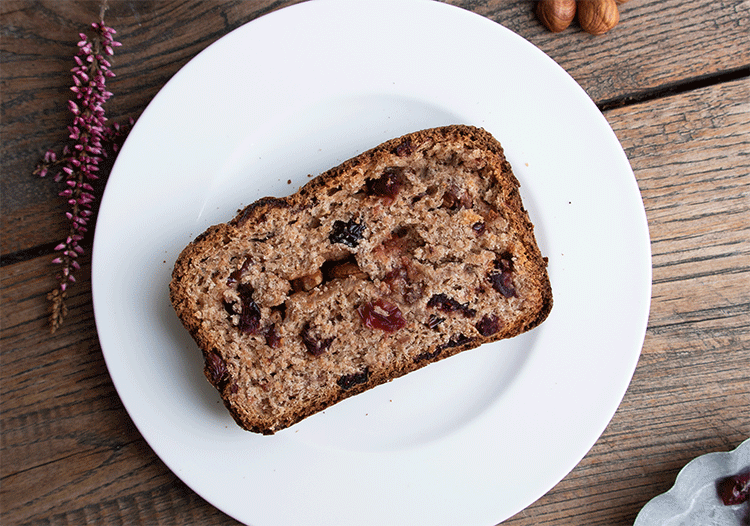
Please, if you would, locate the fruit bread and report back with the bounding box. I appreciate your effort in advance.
[170,125,552,434]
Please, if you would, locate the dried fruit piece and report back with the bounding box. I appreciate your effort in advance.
[367,167,402,201]
[441,184,472,210]
[717,470,750,506]
[415,333,473,362]
[426,314,445,329]
[357,299,406,332]
[488,253,516,298]
[472,222,486,236]
[300,323,334,356]
[205,351,229,387]
[394,139,414,157]
[427,293,477,318]
[337,368,370,390]
[226,257,252,285]
[329,219,365,247]
[264,324,281,348]
[476,314,501,336]
[237,283,262,334]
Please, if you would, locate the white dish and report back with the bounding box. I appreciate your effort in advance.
[91,1,651,524]
[635,438,750,526]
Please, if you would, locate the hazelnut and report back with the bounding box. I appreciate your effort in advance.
[327,261,367,280]
[291,269,323,292]
[536,0,577,33]
[578,0,620,35]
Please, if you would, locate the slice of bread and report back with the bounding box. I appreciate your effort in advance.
[170,125,552,434]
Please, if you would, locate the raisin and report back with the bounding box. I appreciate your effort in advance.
[415,334,473,362]
[394,139,414,157]
[237,283,262,334]
[367,168,402,201]
[205,351,229,387]
[441,185,472,210]
[476,314,501,336]
[489,253,516,298]
[264,324,281,348]
[472,222,486,235]
[717,470,750,506]
[357,299,406,332]
[222,299,237,317]
[337,368,370,390]
[414,348,441,363]
[301,323,334,356]
[427,293,476,318]
[426,314,445,329]
[329,219,365,247]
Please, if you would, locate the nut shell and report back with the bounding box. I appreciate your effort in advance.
[536,0,577,33]
[578,0,620,35]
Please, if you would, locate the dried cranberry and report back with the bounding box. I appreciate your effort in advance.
[427,293,476,318]
[367,168,402,201]
[205,351,229,386]
[717,470,750,505]
[329,219,365,247]
[394,139,414,157]
[337,368,370,390]
[475,314,501,336]
[227,257,252,285]
[301,323,334,356]
[489,253,516,298]
[237,284,262,334]
[357,299,406,332]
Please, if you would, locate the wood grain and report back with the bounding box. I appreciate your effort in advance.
[2,0,749,255]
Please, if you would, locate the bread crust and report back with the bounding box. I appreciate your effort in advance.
[170,125,552,434]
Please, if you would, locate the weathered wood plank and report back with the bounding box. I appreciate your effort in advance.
[0,253,239,524]
[2,0,748,256]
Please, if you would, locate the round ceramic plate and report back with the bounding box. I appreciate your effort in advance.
[635,439,750,526]
[92,1,651,524]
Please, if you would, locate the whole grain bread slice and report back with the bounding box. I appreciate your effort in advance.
[170,125,552,434]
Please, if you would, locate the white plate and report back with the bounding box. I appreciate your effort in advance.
[635,438,750,526]
[92,1,651,524]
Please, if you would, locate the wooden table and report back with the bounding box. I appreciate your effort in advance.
[2,1,748,524]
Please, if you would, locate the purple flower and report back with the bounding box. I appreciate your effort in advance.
[36,19,133,333]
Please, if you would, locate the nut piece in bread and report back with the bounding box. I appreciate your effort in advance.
[170,125,552,434]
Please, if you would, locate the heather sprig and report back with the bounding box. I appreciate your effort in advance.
[35,20,132,332]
